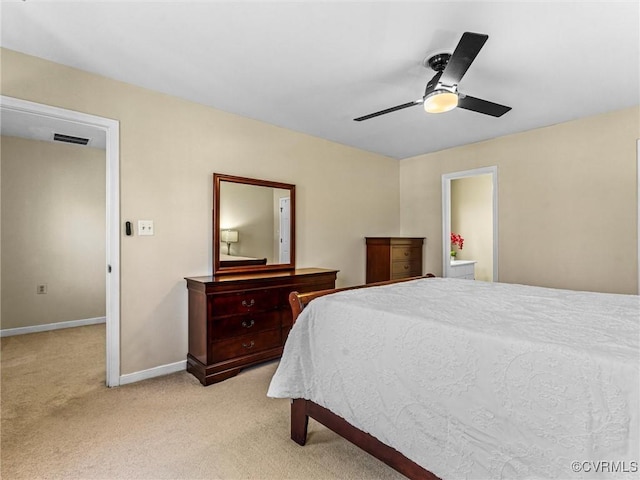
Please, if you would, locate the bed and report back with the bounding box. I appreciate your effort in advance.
[219,253,267,268]
[267,277,639,479]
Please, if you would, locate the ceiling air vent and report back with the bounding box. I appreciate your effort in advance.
[53,133,90,145]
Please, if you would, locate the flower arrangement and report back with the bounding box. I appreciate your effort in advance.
[450,232,464,258]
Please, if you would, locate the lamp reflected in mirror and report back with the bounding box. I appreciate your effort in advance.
[220,229,239,255]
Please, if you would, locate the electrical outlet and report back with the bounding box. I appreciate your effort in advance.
[37,284,47,294]
[138,220,154,236]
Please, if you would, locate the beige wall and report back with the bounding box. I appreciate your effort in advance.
[1,48,399,374]
[400,107,639,294]
[1,136,106,329]
[451,175,493,282]
[4,47,636,377]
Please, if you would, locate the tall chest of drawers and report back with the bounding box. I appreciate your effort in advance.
[365,237,424,284]
[185,268,337,385]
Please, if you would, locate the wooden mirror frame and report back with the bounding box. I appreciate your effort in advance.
[213,173,296,275]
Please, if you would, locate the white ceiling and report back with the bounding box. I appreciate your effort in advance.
[0,108,106,149]
[1,1,638,159]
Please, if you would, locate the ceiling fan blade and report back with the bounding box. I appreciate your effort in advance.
[457,95,511,117]
[354,100,422,121]
[440,32,488,87]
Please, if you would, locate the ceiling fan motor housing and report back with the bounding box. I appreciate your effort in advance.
[426,53,452,72]
[424,54,459,113]
[425,70,457,97]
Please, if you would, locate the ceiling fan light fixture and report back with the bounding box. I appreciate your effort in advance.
[423,90,458,114]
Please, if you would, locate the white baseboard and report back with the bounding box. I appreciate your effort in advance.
[118,360,187,386]
[0,316,106,338]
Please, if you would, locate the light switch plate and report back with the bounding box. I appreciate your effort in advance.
[138,220,154,236]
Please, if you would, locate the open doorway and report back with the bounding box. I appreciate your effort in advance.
[0,96,120,386]
[278,196,291,263]
[442,166,498,281]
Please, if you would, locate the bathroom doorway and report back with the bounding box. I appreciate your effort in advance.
[442,166,498,281]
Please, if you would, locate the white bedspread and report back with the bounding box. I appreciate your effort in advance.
[268,278,640,479]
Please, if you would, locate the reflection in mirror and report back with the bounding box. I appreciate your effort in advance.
[219,182,291,263]
[220,229,239,255]
[213,174,295,275]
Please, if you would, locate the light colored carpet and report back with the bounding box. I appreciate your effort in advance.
[1,324,404,479]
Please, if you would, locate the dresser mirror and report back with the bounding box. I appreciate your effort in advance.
[213,173,296,275]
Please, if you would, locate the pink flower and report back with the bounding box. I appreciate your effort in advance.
[451,232,464,250]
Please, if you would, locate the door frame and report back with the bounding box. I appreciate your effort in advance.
[442,166,498,281]
[1,95,121,387]
[279,196,291,263]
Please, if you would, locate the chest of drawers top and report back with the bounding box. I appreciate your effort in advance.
[365,237,424,245]
[185,267,336,291]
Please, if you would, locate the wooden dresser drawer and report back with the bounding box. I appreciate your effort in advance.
[186,268,338,385]
[211,289,281,317]
[391,246,421,261]
[391,272,421,280]
[212,311,282,339]
[391,260,421,277]
[210,329,282,363]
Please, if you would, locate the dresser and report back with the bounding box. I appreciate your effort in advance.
[449,260,476,280]
[365,237,424,284]
[185,268,337,385]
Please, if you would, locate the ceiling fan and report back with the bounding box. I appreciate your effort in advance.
[354,32,511,122]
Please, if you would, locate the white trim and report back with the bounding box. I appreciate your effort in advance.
[0,95,121,387]
[0,316,106,337]
[442,166,499,281]
[119,360,187,386]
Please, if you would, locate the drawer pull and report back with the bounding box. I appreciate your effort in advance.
[241,299,255,308]
[242,340,255,349]
[242,319,255,328]
[404,251,409,256]
[404,264,409,270]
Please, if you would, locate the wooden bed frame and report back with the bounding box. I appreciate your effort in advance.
[287,274,441,480]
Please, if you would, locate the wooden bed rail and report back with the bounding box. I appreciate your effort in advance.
[290,398,440,480]
[286,273,440,480]
[288,274,435,324]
